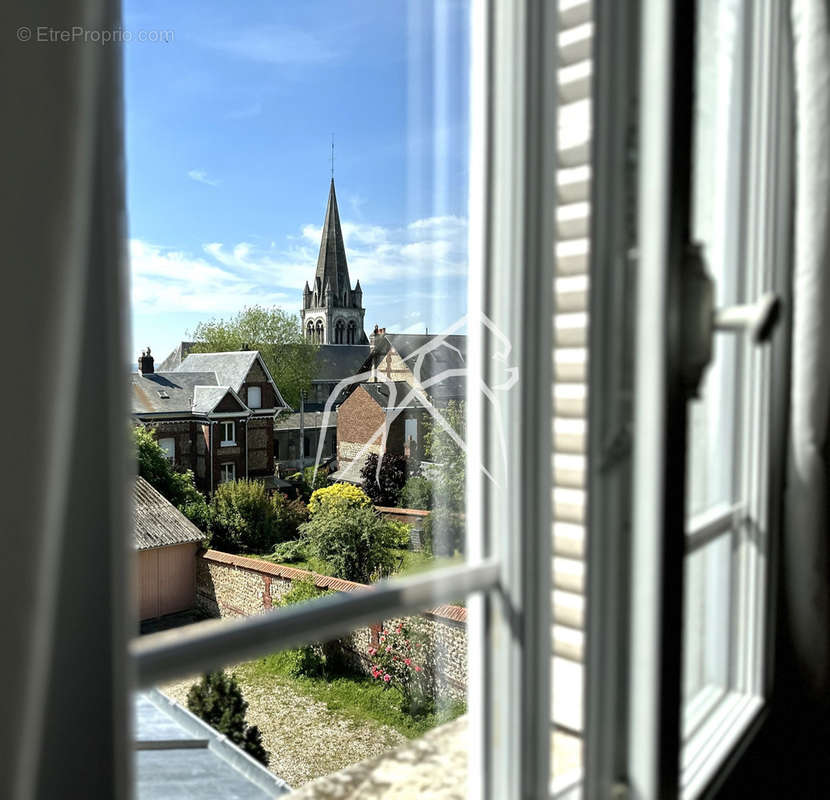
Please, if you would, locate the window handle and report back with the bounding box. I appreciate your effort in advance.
[681,243,781,398]
[713,291,780,343]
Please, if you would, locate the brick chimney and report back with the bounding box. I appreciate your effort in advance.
[369,325,386,352]
[138,347,154,375]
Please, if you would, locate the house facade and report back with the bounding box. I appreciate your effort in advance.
[332,329,467,482]
[131,348,288,492]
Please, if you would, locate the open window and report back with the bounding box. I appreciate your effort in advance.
[6,0,802,797]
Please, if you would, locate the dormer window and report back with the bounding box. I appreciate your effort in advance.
[247,386,262,409]
[220,421,235,446]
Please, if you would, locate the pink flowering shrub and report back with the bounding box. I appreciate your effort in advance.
[368,621,434,715]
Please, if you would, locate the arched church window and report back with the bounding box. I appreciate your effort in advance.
[335,319,345,344]
[306,321,314,341]
[315,320,324,344]
[347,321,356,344]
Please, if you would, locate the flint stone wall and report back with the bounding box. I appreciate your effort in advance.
[196,549,467,701]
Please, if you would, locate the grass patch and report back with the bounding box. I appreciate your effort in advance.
[236,650,466,739]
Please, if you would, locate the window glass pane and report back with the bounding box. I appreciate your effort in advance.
[682,534,732,709]
[126,0,478,794]
[144,599,469,793]
[686,0,744,518]
[158,437,175,461]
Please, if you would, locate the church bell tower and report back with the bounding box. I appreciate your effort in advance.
[301,179,367,345]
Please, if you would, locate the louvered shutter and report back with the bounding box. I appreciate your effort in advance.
[553,0,591,742]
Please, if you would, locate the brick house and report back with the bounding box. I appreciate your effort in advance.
[131,348,288,493]
[332,329,467,482]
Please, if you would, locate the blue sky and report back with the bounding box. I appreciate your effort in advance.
[124,0,470,362]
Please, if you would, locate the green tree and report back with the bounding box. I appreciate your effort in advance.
[400,475,434,510]
[299,497,397,583]
[186,671,268,766]
[208,479,279,554]
[189,305,317,408]
[133,426,209,529]
[423,401,466,555]
[423,400,466,512]
[277,578,331,678]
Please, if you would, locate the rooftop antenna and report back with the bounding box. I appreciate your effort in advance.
[330,134,335,180]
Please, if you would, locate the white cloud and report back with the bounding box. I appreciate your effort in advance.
[129,239,292,314]
[130,212,468,316]
[205,25,339,66]
[187,169,220,187]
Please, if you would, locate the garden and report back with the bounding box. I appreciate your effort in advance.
[136,407,471,784]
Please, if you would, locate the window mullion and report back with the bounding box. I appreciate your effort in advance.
[583,0,639,796]
[467,0,558,797]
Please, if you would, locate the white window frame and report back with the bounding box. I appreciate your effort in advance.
[157,437,175,462]
[584,1,792,799]
[219,462,235,484]
[219,420,235,446]
[131,2,558,799]
[247,386,262,409]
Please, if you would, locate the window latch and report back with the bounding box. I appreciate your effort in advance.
[681,242,781,398]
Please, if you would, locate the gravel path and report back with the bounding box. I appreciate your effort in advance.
[161,670,406,790]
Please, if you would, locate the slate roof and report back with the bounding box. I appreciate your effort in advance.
[383,333,467,402]
[314,179,352,298]
[191,385,243,415]
[175,350,262,393]
[130,371,218,415]
[312,344,370,382]
[273,410,337,430]
[133,476,205,551]
[134,689,290,799]
[360,381,423,409]
[156,341,197,373]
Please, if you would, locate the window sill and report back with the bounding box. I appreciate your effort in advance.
[681,690,764,799]
[219,441,236,447]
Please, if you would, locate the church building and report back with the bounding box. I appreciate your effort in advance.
[301,179,367,345]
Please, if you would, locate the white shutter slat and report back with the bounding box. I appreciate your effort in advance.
[553,383,587,418]
[554,453,586,489]
[553,589,585,629]
[555,275,589,313]
[554,522,586,559]
[553,556,585,593]
[559,22,593,67]
[559,0,593,30]
[558,165,592,204]
[557,201,590,239]
[558,60,592,104]
[557,138,590,169]
[555,312,588,347]
[552,0,592,714]
[556,239,589,276]
[553,625,584,662]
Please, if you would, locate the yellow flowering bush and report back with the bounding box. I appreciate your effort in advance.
[307,483,371,516]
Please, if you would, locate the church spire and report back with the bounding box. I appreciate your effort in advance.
[301,178,367,345]
[314,179,351,300]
